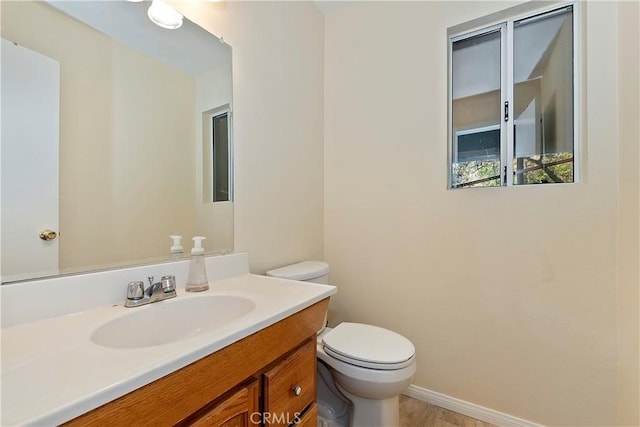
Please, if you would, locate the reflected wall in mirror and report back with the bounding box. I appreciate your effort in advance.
[1,0,233,283]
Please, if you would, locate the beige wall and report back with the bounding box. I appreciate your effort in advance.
[107,46,196,266]
[616,1,640,425]
[196,63,234,253]
[325,1,637,425]
[2,1,196,271]
[171,1,325,272]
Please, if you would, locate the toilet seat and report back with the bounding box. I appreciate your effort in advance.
[323,346,415,370]
[322,323,415,371]
[317,343,416,386]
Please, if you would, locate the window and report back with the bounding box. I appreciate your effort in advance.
[448,3,577,189]
[211,111,231,202]
[202,106,232,203]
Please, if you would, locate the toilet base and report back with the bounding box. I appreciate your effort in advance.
[336,384,400,427]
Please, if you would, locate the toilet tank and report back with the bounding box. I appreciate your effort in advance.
[266,261,331,334]
[266,261,329,284]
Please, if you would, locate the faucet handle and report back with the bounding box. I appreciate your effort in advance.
[127,281,145,300]
[161,275,176,292]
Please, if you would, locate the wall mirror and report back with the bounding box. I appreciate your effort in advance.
[1,0,233,283]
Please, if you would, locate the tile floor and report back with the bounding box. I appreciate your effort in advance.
[399,395,496,427]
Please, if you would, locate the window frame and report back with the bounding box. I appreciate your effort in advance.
[447,1,580,189]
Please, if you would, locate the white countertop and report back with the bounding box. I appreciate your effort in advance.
[1,273,336,426]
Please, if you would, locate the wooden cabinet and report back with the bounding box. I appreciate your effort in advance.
[65,299,328,427]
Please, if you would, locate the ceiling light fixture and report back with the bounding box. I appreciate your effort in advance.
[147,0,183,30]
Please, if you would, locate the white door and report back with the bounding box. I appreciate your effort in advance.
[1,39,60,281]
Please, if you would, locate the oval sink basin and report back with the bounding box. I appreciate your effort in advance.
[92,295,255,349]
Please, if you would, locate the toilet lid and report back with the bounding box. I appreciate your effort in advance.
[266,261,329,281]
[322,323,415,370]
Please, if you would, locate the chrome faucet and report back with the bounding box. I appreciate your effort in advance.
[124,275,177,307]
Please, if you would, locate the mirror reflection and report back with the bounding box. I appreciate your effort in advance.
[1,0,233,283]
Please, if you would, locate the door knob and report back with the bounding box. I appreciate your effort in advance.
[39,229,58,241]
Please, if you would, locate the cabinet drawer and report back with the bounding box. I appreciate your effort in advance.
[263,339,316,426]
[294,404,317,427]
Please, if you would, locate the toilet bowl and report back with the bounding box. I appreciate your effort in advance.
[266,261,416,427]
[318,325,416,427]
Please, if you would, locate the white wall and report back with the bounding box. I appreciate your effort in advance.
[170,0,325,273]
[324,1,637,425]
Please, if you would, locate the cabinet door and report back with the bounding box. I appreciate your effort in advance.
[263,339,316,427]
[190,380,259,427]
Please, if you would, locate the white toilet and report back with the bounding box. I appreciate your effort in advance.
[266,261,416,427]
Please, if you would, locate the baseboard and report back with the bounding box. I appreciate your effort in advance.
[403,385,542,427]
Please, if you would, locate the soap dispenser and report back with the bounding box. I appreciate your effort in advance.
[186,236,209,292]
[169,235,184,258]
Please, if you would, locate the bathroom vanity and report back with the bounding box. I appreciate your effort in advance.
[66,300,325,426]
[0,253,336,426]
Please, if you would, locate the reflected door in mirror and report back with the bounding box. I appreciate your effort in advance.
[1,39,60,281]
